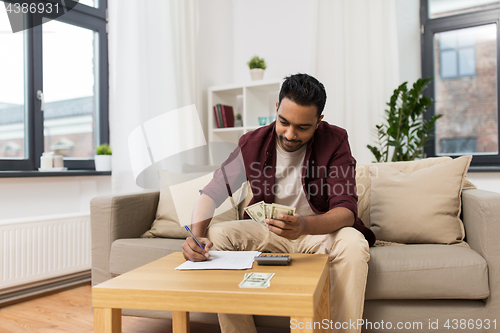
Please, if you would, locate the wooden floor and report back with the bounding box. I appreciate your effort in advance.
[0,283,289,333]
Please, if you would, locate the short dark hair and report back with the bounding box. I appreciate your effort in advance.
[278,73,327,117]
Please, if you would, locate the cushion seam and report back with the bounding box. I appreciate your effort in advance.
[370,262,487,273]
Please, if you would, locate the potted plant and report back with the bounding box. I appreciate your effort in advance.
[95,143,112,171]
[367,78,443,162]
[234,113,243,127]
[247,55,267,81]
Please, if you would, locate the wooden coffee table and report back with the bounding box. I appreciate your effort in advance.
[92,252,330,333]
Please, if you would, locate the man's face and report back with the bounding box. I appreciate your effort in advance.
[275,97,323,152]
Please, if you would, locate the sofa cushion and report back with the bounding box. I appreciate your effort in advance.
[356,157,476,229]
[369,155,472,244]
[109,238,185,275]
[365,244,489,300]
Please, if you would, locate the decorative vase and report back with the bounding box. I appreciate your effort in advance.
[94,155,112,171]
[250,68,265,81]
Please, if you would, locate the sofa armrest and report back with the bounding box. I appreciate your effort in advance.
[90,190,160,285]
[462,188,500,316]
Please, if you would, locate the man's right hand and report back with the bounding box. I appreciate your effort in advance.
[182,237,213,262]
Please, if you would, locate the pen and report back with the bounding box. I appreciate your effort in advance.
[184,225,204,250]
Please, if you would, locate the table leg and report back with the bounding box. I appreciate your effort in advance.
[315,275,330,326]
[291,276,330,333]
[172,311,190,333]
[94,307,121,333]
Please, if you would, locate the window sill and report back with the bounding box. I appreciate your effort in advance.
[0,170,112,178]
[468,166,500,172]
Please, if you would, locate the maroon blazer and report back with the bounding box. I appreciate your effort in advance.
[202,121,376,247]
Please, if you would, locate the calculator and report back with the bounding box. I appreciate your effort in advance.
[255,254,291,266]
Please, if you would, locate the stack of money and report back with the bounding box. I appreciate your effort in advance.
[244,202,296,227]
[239,272,275,288]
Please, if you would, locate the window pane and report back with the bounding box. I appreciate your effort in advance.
[459,47,476,76]
[429,0,500,19]
[441,50,458,78]
[0,11,26,159]
[434,24,498,155]
[439,30,457,49]
[42,20,98,159]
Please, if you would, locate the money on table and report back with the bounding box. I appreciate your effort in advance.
[239,272,275,288]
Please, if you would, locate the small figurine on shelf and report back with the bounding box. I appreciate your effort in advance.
[234,113,243,127]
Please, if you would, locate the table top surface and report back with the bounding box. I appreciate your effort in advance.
[92,252,329,317]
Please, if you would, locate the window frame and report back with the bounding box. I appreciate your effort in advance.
[421,1,500,171]
[0,0,108,173]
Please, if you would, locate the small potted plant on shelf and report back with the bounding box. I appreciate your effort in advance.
[247,55,266,81]
[95,143,112,171]
[234,113,243,127]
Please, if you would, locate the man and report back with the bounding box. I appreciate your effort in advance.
[182,73,375,333]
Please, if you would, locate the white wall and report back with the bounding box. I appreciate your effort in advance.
[232,0,316,83]
[466,172,500,193]
[0,175,111,221]
[395,0,421,85]
[197,0,234,137]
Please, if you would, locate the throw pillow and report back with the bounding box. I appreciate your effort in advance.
[356,156,476,228]
[369,155,472,244]
[142,170,250,238]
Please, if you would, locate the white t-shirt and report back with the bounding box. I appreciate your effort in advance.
[274,140,317,217]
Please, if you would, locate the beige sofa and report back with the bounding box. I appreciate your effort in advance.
[91,186,500,332]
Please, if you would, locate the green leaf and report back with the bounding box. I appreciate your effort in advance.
[366,77,436,162]
[367,145,383,162]
[247,56,267,69]
[96,143,112,155]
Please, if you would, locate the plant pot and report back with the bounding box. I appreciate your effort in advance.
[234,119,243,127]
[250,68,265,81]
[94,155,112,171]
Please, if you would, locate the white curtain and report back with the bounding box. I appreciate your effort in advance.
[108,0,199,194]
[314,0,400,164]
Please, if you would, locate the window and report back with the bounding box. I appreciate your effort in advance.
[438,29,477,78]
[0,0,108,172]
[422,0,500,170]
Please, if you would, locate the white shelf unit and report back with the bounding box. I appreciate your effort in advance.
[207,79,282,146]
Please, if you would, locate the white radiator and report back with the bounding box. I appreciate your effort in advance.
[0,213,91,290]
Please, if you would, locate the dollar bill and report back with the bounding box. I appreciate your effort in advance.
[243,272,273,283]
[264,203,272,219]
[245,202,296,231]
[270,203,296,220]
[244,201,266,226]
[239,272,275,288]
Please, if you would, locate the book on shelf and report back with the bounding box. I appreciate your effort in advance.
[220,105,234,127]
[213,104,235,128]
[213,105,222,128]
[217,104,224,128]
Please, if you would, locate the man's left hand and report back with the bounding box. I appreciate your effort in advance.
[266,213,306,240]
